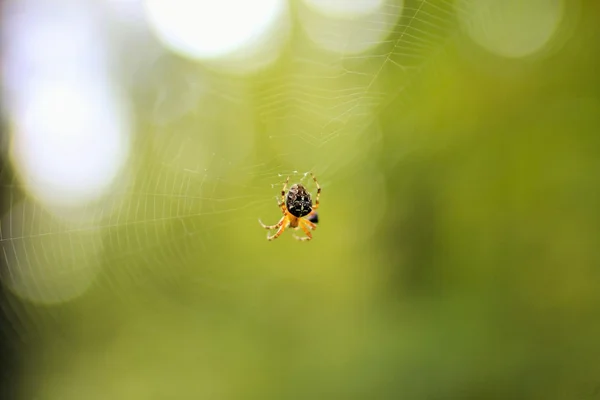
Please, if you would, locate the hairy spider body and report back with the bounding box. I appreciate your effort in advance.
[287,215,301,229]
[286,184,312,218]
[259,172,321,241]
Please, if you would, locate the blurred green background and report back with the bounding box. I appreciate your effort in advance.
[2,0,600,399]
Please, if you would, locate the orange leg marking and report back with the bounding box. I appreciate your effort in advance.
[301,218,317,230]
[308,172,320,211]
[259,215,285,230]
[293,220,313,241]
[279,176,290,214]
[267,220,289,241]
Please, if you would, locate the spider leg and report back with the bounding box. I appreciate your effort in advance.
[279,176,290,214]
[301,218,317,231]
[267,220,289,241]
[293,220,313,241]
[308,172,321,211]
[277,199,286,215]
[259,215,285,230]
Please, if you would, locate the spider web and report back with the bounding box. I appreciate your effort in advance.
[0,1,464,396]
[0,0,459,308]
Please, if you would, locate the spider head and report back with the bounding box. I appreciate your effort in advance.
[286,183,312,218]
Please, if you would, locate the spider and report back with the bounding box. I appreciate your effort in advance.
[259,172,321,241]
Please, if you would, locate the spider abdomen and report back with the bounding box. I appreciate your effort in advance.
[286,184,312,218]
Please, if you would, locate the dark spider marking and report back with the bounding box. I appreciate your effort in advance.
[286,184,312,218]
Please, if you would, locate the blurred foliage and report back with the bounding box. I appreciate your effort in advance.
[2,0,600,399]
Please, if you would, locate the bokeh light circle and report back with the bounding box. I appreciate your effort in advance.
[303,0,385,19]
[144,0,287,60]
[458,0,566,59]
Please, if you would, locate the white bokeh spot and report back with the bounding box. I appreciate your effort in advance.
[0,201,104,305]
[10,80,130,209]
[298,0,402,55]
[458,0,566,58]
[144,0,288,66]
[2,0,132,211]
[303,0,385,19]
